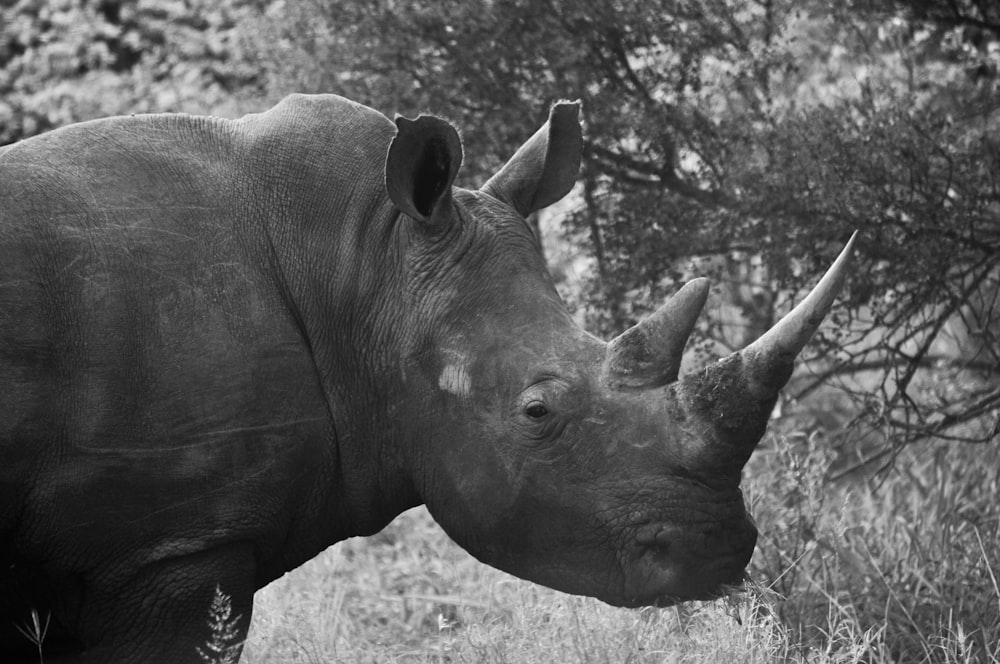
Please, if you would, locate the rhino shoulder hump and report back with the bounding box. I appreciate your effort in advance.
[236,93,395,140]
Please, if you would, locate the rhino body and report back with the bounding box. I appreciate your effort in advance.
[0,94,852,662]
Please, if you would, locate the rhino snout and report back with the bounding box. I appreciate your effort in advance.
[621,510,758,607]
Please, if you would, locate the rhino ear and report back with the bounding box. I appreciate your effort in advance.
[481,101,582,217]
[385,115,463,229]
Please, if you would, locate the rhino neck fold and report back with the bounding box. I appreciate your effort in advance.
[241,149,424,541]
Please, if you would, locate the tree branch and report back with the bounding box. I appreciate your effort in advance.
[584,143,734,207]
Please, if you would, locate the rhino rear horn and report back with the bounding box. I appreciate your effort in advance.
[603,278,710,389]
[385,115,463,229]
[481,101,582,217]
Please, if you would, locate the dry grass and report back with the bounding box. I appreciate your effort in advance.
[747,432,1000,664]
[238,431,1000,663]
[241,507,797,664]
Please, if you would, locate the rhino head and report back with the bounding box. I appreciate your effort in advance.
[381,102,855,607]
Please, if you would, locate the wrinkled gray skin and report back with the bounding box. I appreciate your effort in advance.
[0,94,854,662]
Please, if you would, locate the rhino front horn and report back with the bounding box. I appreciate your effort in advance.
[603,277,710,389]
[672,232,859,474]
[738,230,858,395]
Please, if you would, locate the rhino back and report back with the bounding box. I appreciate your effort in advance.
[0,97,391,586]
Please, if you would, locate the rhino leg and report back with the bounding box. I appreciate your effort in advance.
[56,543,256,663]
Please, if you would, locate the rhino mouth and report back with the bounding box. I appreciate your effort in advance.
[615,519,756,607]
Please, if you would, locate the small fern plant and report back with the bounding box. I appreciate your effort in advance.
[197,584,243,664]
[16,607,50,664]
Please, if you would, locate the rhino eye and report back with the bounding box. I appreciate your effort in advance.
[525,402,549,419]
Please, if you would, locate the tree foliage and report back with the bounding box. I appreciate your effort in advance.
[2,0,998,466]
[0,0,263,144]
[248,0,1000,467]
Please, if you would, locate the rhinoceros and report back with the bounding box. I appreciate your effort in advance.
[0,93,854,662]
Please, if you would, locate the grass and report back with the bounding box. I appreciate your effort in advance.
[241,508,798,664]
[239,430,1000,663]
[747,431,1000,663]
